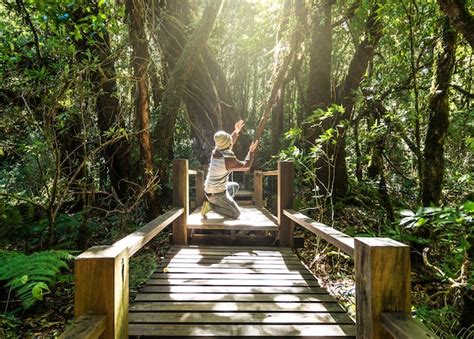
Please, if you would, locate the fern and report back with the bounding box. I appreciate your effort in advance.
[0,250,74,309]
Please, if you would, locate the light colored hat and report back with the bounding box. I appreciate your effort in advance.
[214,131,232,150]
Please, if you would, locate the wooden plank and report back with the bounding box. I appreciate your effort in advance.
[130,293,336,304]
[380,313,438,339]
[253,170,263,207]
[172,159,188,245]
[284,209,355,256]
[170,245,294,255]
[167,248,290,257]
[74,246,129,338]
[144,278,320,287]
[163,255,302,262]
[355,238,411,339]
[159,261,306,268]
[139,285,327,294]
[278,161,295,247]
[195,170,205,207]
[262,170,278,176]
[150,273,316,280]
[112,207,183,256]
[59,314,106,339]
[128,324,356,337]
[235,189,254,197]
[129,301,342,314]
[154,266,310,274]
[186,206,278,230]
[188,233,276,246]
[128,312,354,324]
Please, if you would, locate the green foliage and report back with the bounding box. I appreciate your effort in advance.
[394,202,474,286]
[414,305,460,339]
[0,250,73,310]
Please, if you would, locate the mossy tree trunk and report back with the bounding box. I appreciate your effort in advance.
[126,0,158,218]
[437,0,474,49]
[152,0,223,182]
[150,0,243,165]
[304,0,382,199]
[422,19,457,206]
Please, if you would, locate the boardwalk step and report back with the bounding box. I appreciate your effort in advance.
[129,324,356,337]
[187,206,278,231]
[129,246,355,338]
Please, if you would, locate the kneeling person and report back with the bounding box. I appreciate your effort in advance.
[202,120,258,219]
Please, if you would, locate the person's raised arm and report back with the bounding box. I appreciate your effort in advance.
[225,140,259,172]
[231,120,245,145]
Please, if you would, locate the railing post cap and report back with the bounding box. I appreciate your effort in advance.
[76,245,129,259]
[355,237,409,248]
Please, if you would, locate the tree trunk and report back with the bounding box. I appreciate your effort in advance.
[125,0,158,218]
[152,0,223,182]
[150,0,245,165]
[333,1,382,197]
[422,19,457,206]
[303,0,336,197]
[306,0,333,116]
[271,87,285,156]
[306,1,382,198]
[254,0,306,142]
[67,3,132,207]
[437,0,474,49]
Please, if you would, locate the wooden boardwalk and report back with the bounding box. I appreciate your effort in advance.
[187,206,278,231]
[129,246,355,338]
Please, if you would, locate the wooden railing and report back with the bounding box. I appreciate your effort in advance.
[188,168,205,208]
[61,159,189,338]
[64,159,438,338]
[255,160,438,339]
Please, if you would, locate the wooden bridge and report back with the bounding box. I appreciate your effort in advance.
[61,160,437,339]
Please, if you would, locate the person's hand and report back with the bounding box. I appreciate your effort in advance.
[249,140,259,153]
[234,120,245,134]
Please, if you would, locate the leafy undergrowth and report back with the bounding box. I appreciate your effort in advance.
[0,214,173,337]
[296,200,473,339]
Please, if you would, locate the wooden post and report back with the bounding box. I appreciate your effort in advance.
[74,246,129,339]
[278,161,294,247]
[355,238,411,339]
[253,170,263,207]
[173,159,188,245]
[195,170,205,207]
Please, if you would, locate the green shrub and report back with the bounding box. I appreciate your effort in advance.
[0,250,73,310]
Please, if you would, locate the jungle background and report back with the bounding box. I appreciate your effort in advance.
[0,0,473,337]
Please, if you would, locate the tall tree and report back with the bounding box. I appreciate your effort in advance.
[152,0,224,180]
[422,19,457,206]
[66,3,132,209]
[437,0,474,49]
[304,0,382,198]
[125,0,158,218]
[150,0,242,165]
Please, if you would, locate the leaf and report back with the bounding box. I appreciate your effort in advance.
[416,218,427,226]
[32,282,49,300]
[11,275,28,288]
[399,209,415,217]
[463,201,474,213]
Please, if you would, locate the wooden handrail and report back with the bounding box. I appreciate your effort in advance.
[283,209,355,256]
[262,170,278,176]
[59,314,106,339]
[380,312,438,339]
[112,207,184,257]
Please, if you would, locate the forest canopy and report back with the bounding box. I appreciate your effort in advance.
[0,0,473,337]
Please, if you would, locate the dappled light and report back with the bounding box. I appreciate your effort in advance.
[1,0,470,336]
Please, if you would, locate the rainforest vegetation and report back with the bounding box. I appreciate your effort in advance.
[0,0,473,337]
